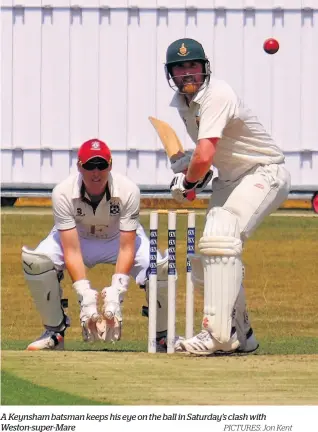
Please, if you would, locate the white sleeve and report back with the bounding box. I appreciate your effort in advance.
[52,187,76,231]
[198,82,237,140]
[119,184,140,232]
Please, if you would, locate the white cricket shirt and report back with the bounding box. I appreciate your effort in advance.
[51,171,140,239]
[171,77,285,181]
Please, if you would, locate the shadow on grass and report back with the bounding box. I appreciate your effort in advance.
[1,340,146,352]
[1,370,109,405]
[2,337,318,355]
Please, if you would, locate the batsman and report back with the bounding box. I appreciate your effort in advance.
[165,38,291,355]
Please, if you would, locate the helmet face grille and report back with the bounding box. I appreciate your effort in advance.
[165,60,211,95]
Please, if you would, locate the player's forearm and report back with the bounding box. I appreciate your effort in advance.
[186,152,212,182]
[59,227,87,282]
[64,250,87,282]
[186,138,216,183]
[115,243,135,275]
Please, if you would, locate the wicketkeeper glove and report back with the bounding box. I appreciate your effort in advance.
[101,274,129,342]
[73,279,103,342]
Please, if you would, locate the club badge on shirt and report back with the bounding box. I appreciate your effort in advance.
[110,199,120,216]
[76,208,85,217]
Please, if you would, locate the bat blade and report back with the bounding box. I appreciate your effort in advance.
[148,116,185,160]
[148,116,196,202]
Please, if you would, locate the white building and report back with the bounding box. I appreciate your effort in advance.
[1,1,318,208]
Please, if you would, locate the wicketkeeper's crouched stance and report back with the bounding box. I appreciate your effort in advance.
[22,139,176,352]
[165,38,291,355]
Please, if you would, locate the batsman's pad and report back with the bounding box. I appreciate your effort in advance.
[189,253,250,347]
[22,247,64,328]
[198,207,243,343]
[146,250,176,332]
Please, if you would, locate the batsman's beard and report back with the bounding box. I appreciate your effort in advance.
[182,82,199,94]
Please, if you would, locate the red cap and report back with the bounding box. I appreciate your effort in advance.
[78,139,112,165]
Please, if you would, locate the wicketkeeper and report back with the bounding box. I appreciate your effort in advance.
[22,138,178,351]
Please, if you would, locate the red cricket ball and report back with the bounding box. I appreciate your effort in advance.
[263,38,279,55]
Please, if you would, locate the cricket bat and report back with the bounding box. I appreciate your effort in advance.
[148,116,196,201]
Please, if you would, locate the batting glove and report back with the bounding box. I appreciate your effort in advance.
[170,173,198,202]
[195,169,213,193]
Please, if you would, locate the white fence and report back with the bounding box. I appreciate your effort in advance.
[1,1,318,191]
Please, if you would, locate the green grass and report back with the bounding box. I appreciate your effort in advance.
[2,337,318,355]
[1,370,107,405]
[1,212,318,405]
[3,351,318,405]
